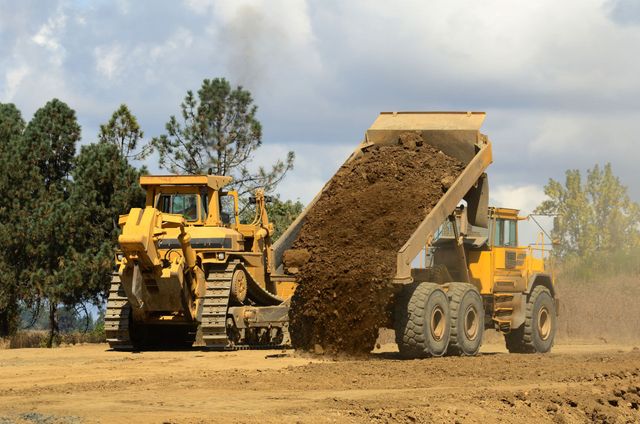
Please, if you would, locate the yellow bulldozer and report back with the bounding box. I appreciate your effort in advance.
[105,175,295,349]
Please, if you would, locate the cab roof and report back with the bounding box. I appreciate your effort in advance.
[139,175,233,190]
[490,207,521,219]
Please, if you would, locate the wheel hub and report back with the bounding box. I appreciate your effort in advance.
[430,306,445,341]
[464,305,479,341]
[537,306,551,340]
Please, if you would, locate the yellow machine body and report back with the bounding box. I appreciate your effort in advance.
[106,174,292,350]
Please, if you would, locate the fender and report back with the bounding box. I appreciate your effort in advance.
[525,272,558,316]
[525,273,555,297]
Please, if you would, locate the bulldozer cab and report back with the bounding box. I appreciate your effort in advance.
[140,175,238,227]
[156,189,205,223]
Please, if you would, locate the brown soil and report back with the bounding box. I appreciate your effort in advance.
[1,343,640,423]
[289,133,464,355]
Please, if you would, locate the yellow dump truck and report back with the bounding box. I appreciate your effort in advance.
[274,112,557,357]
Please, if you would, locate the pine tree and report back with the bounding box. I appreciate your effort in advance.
[151,78,294,196]
[66,142,145,305]
[20,99,80,346]
[0,103,29,336]
[99,104,151,160]
[23,99,80,190]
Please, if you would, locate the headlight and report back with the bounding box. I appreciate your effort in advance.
[116,252,124,262]
[217,252,225,260]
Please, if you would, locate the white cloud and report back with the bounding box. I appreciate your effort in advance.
[246,141,354,203]
[149,28,194,61]
[94,44,124,81]
[3,65,29,101]
[116,0,131,15]
[490,184,546,215]
[31,9,67,66]
[183,0,215,14]
[2,0,640,203]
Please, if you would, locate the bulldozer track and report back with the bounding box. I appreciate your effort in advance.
[201,260,290,351]
[106,264,288,351]
[105,273,133,350]
[201,261,236,350]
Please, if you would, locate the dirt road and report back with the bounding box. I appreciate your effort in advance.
[1,342,639,423]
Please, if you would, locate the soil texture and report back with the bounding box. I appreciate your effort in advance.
[1,343,639,423]
[288,133,464,354]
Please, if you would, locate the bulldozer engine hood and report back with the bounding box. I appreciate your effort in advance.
[158,226,242,251]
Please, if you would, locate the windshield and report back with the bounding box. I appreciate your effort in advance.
[157,193,199,221]
[493,218,517,247]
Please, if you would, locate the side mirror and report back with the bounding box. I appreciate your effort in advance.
[248,196,257,205]
[264,195,273,204]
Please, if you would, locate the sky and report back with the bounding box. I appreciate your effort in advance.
[1,0,639,244]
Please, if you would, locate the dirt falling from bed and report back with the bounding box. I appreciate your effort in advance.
[287,133,465,355]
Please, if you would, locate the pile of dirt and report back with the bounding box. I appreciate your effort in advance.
[288,133,465,355]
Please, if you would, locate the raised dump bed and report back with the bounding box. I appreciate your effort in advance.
[274,112,496,356]
[273,111,493,282]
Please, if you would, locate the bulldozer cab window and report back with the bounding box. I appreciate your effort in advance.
[219,194,236,225]
[157,193,199,221]
[493,218,517,247]
[201,192,208,220]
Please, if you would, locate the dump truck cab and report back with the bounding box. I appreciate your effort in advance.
[448,207,551,295]
[432,205,555,337]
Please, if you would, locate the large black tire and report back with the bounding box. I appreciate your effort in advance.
[446,283,484,356]
[505,286,556,353]
[395,282,451,358]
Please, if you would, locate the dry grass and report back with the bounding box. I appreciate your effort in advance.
[556,273,640,343]
[3,330,49,349]
[1,329,106,349]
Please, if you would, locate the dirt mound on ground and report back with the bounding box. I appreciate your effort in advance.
[289,134,464,355]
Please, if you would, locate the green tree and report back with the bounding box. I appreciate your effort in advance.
[151,77,294,196]
[23,99,80,190]
[0,103,29,337]
[0,103,25,145]
[99,104,151,160]
[266,197,304,241]
[535,163,640,259]
[66,142,146,306]
[19,99,81,346]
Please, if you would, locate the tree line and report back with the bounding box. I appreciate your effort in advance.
[535,163,640,278]
[2,76,637,345]
[0,78,302,344]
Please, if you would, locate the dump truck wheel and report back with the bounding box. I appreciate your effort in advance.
[230,268,248,305]
[446,283,484,356]
[504,286,556,353]
[395,282,451,358]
